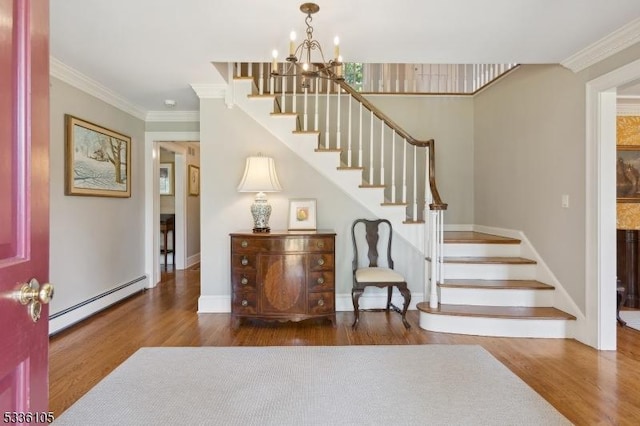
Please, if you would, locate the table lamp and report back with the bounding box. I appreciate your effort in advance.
[237,155,282,232]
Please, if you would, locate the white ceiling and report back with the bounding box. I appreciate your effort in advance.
[50,0,640,113]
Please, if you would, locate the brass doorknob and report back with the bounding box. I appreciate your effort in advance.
[16,278,54,322]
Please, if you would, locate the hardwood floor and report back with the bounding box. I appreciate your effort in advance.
[49,267,640,425]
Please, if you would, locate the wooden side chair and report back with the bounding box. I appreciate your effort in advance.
[160,215,175,269]
[351,218,411,329]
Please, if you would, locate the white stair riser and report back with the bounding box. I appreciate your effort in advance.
[442,263,536,280]
[419,312,571,338]
[439,287,554,307]
[444,243,520,258]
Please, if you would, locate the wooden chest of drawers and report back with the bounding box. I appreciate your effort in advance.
[230,231,336,326]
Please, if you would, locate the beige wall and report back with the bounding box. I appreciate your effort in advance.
[366,95,475,224]
[49,77,146,315]
[474,65,587,309]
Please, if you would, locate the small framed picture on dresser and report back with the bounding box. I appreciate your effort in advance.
[288,198,317,230]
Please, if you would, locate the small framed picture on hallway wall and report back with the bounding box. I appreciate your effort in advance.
[188,165,200,196]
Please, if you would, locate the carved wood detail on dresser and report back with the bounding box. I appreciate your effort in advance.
[230,231,336,326]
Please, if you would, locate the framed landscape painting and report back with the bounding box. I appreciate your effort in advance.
[65,115,131,197]
[617,145,640,202]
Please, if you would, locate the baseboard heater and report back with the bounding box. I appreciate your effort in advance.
[49,275,148,336]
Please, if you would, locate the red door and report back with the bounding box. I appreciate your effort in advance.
[0,0,51,418]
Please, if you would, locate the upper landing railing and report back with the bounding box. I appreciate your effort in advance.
[352,63,518,94]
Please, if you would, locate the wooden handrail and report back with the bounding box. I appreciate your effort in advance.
[333,77,448,211]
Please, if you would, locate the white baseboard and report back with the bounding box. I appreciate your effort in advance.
[186,253,201,268]
[198,295,231,313]
[335,291,423,311]
[444,224,474,231]
[49,275,148,335]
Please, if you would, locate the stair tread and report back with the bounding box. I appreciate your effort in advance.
[442,256,536,264]
[315,148,341,153]
[439,279,554,290]
[359,184,385,189]
[416,303,576,320]
[444,231,521,244]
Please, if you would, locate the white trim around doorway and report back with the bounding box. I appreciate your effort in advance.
[144,131,200,288]
[585,58,640,350]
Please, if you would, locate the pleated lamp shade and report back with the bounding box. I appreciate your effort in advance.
[237,156,282,193]
[237,156,282,232]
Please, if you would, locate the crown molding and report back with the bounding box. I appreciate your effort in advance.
[190,83,227,98]
[561,17,640,73]
[145,111,200,122]
[617,103,640,116]
[50,57,147,120]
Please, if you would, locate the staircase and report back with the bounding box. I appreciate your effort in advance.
[418,231,575,337]
[230,64,576,339]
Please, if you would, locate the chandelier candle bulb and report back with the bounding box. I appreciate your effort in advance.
[337,55,343,77]
[334,36,340,60]
[272,50,278,72]
[289,31,296,56]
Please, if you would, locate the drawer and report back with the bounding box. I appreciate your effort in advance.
[232,236,334,253]
[308,291,335,314]
[231,270,257,291]
[308,253,334,271]
[305,237,334,252]
[232,237,296,253]
[232,291,257,315]
[308,271,334,292]
[231,237,271,253]
[231,254,257,270]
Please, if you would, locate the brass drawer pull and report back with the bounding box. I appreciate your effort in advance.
[317,299,325,306]
[317,241,325,248]
[241,257,249,266]
[317,258,325,266]
[241,300,248,307]
[317,277,325,284]
[241,240,248,248]
[241,277,249,285]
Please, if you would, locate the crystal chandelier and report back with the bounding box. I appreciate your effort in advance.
[271,3,343,88]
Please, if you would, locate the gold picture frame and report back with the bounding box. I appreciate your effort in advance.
[617,145,640,203]
[188,165,200,196]
[65,115,131,197]
[288,198,317,230]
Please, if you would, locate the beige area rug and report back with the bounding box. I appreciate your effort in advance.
[620,310,640,331]
[53,345,571,426]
